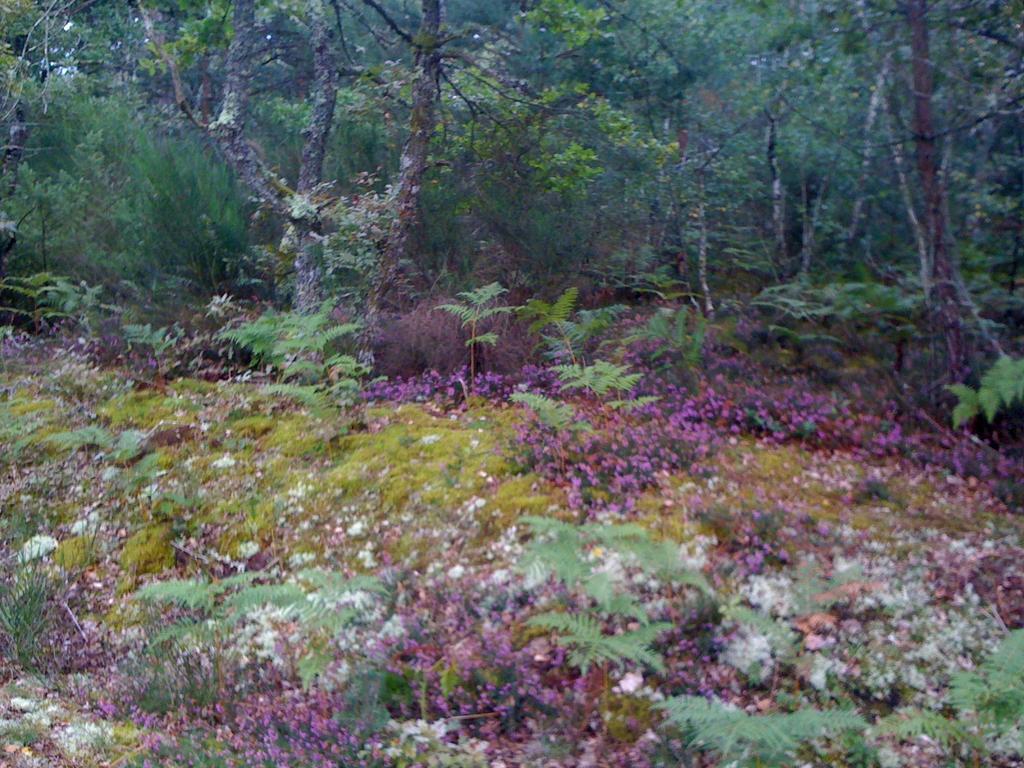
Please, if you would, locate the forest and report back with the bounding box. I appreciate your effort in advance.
[0,0,1023,766]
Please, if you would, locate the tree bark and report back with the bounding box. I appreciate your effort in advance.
[696,168,713,317]
[907,0,967,379]
[846,56,889,248]
[291,0,338,312]
[373,0,445,315]
[799,173,828,277]
[765,109,787,265]
[143,1,338,311]
[0,102,27,279]
[885,104,931,297]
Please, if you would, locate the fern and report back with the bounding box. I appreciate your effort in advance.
[520,517,711,674]
[876,630,1024,758]
[555,306,626,361]
[45,425,116,452]
[554,359,641,398]
[948,629,1024,730]
[136,570,385,638]
[626,307,706,371]
[521,286,579,335]
[520,516,710,593]
[509,392,581,432]
[219,301,367,407]
[876,708,980,752]
[526,612,671,673]
[948,356,1024,426]
[658,695,867,766]
[436,282,517,384]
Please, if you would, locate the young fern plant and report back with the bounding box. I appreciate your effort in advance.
[436,282,517,388]
[877,629,1024,762]
[527,612,672,673]
[136,570,386,689]
[948,356,1024,427]
[520,286,581,364]
[509,392,582,432]
[625,307,706,373]
[657,695,867,767]
[553,359,655,411]
[520,516,710,675]
[219,301,367,409]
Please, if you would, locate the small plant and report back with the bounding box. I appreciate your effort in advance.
[553,359,653,410]
[526,611,671,673]
[136,569,386,689]
[520,286,581,363]
[436,282,518,386]
[878,629,1024,760]
[0,561,53,669]
[626,307,706,373]
[948,356,1024,427]
[219,301,367,407]
[521,517,709,673]
[509,391,580,432]
[46,426,146,462]
[657,695,867,767]
[45,425,116,452]
[0,273,108,333]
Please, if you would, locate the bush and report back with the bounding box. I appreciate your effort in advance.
[6,89,253,302]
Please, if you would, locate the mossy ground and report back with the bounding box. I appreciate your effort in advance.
[2,356,1021,767]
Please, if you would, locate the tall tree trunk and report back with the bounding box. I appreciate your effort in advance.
[143,1,339,311]
[885,104,931,297]
[940,138,1003,357]
[291,0,338,312]
[765,109,787,265]
[0,102,27,279]
[799,173,828,277]
[907,0,967,379]
[846,56,890,248]
[373,0,445,315]
[696,168,713,317]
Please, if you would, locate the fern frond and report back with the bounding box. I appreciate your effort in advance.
[659,695,866,763]
[510,392,577,431]
[527,611,670,672]
[521,287,579,333]
[46,425,115,452]
[877,708,978,750]
[554,360,641,398]
[136,579,219,612]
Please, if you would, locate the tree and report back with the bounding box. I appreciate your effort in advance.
[142,0,345,311]
[906,0,967,379]
[363,0,446,314]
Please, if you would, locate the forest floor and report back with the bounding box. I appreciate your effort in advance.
[1,346,1022,767]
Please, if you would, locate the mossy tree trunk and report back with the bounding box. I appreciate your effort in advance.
[0,102,27,279]
[142,0,341,313]
[906,0,967,379]
[373,0,445,316]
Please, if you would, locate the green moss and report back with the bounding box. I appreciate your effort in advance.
[214,498,275,557]
[260,414,328,456]
[603,693,656,742]
[7,397,58,416]
[111,723,141,747]
[327,405,509,512]
[54,535,95,570]
[483,475,562,534]
[228,415,277,438]
[100,390,193,428]
[120,524,175,580]
[171,379,218,396]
